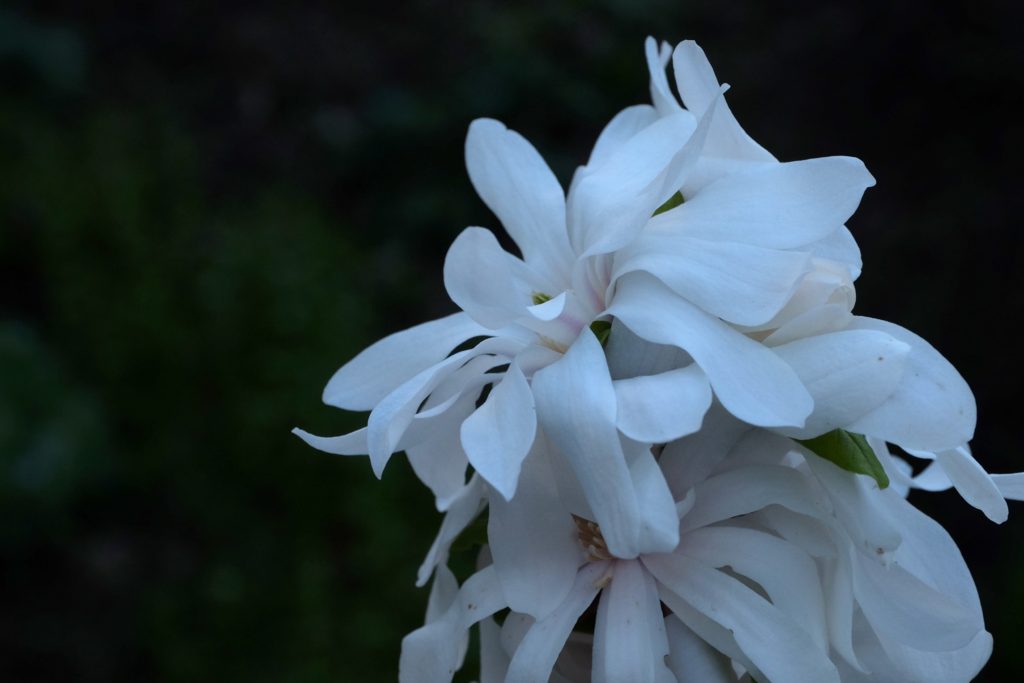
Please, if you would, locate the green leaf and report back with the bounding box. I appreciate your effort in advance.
[797,429,889,489]
[652,191,684,216]
[589,319,611,345]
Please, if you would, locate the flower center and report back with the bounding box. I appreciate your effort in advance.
[573,514,613,562]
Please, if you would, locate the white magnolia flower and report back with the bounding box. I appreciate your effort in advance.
[408,413,992,683]
[295,38,880,565]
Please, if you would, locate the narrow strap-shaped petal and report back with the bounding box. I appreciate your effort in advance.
[644,36,681,117]
[416,476,484,587]
[609,273,812,428]
[680,464,824,535]
[505,561,608,683]
[593,559,665,683]
[664,615,739,683]
[399,565,507,683]
[645,552,841,683]
[934,446,1008,523]
[465,118,574,284]
[532,330,643,558]
[323,312,488,410]
[680,526,829,650]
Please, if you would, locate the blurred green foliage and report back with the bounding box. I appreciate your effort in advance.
[1,2,1023,682]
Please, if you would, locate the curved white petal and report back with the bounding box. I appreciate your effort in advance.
[991,472,1024,500]
[934,446,1007,523]
[625,439,682,554]
[662,156,875,249]
[659,404,750,498]
[614,365,712,443]
[772,329,910,439]
[671,40,774,164]
[568,108,705,257]
[488,446,581,620]
[461,363,537,500]
[680,464,825,534]
[614,234,812,326]
[593,559,665,683]
[846,317,976,452]
[852,547,981,652]
[479,618,510,683]
[505,561,608,683]
[292,426,367,456]
[644,553,841,683]
[367,350,490,477]
[644,37,681,117]
[664,615,738,683]
[680,526,829,650]
[610,273,812,428]
[399,566,506,683]
[323,312,488,410]
[416,476,484,586]
[532,330,643,558]
[465,118,574,283]
[604,317,690,381]
[587,105,660,169]
[444,227,542,329]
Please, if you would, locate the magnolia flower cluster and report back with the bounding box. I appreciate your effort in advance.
[296,38,1023,682]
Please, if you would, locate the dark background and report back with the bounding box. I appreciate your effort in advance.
[1,1,1022,681]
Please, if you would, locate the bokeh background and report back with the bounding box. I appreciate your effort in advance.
[2,1,1022,681]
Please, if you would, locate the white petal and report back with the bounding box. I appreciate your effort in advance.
[406,422,470,512]
[532,330,643,558]
[465,118,574,283]
[762,302,853,347]
[487,445,581,620]
[292,426,367,456]
[773,329,911,439]
[625,439,682,554]
[416,476,484,587]
[658,404,749,497]
[991,472,1024,500]
[846,317,976,452]
[479,618,510,683]
[568,108,706,257]
[645,553,841,683]
[852,547,981,652]
[680,464,824,534]
[809,226,862,278]
[664,156,875,249]
[645,36,681,117]
[665,615,740,683]
[399,566,507,683]
[934,446,1007,523]
[824,555,865,672]
[604,317,690,381]
[613,234,812,326]
[505,561,608,683]
[609,273,812,428]
[593,560,663,683]
[587,105,659,169]
[614,365,712,443]
[802,453,902,558]
[680,526,828,650]
[366,350,482,477]
[671,40,774,164]
[461,363,537,500]
[323,312,488,410]
[443,227,542,329]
